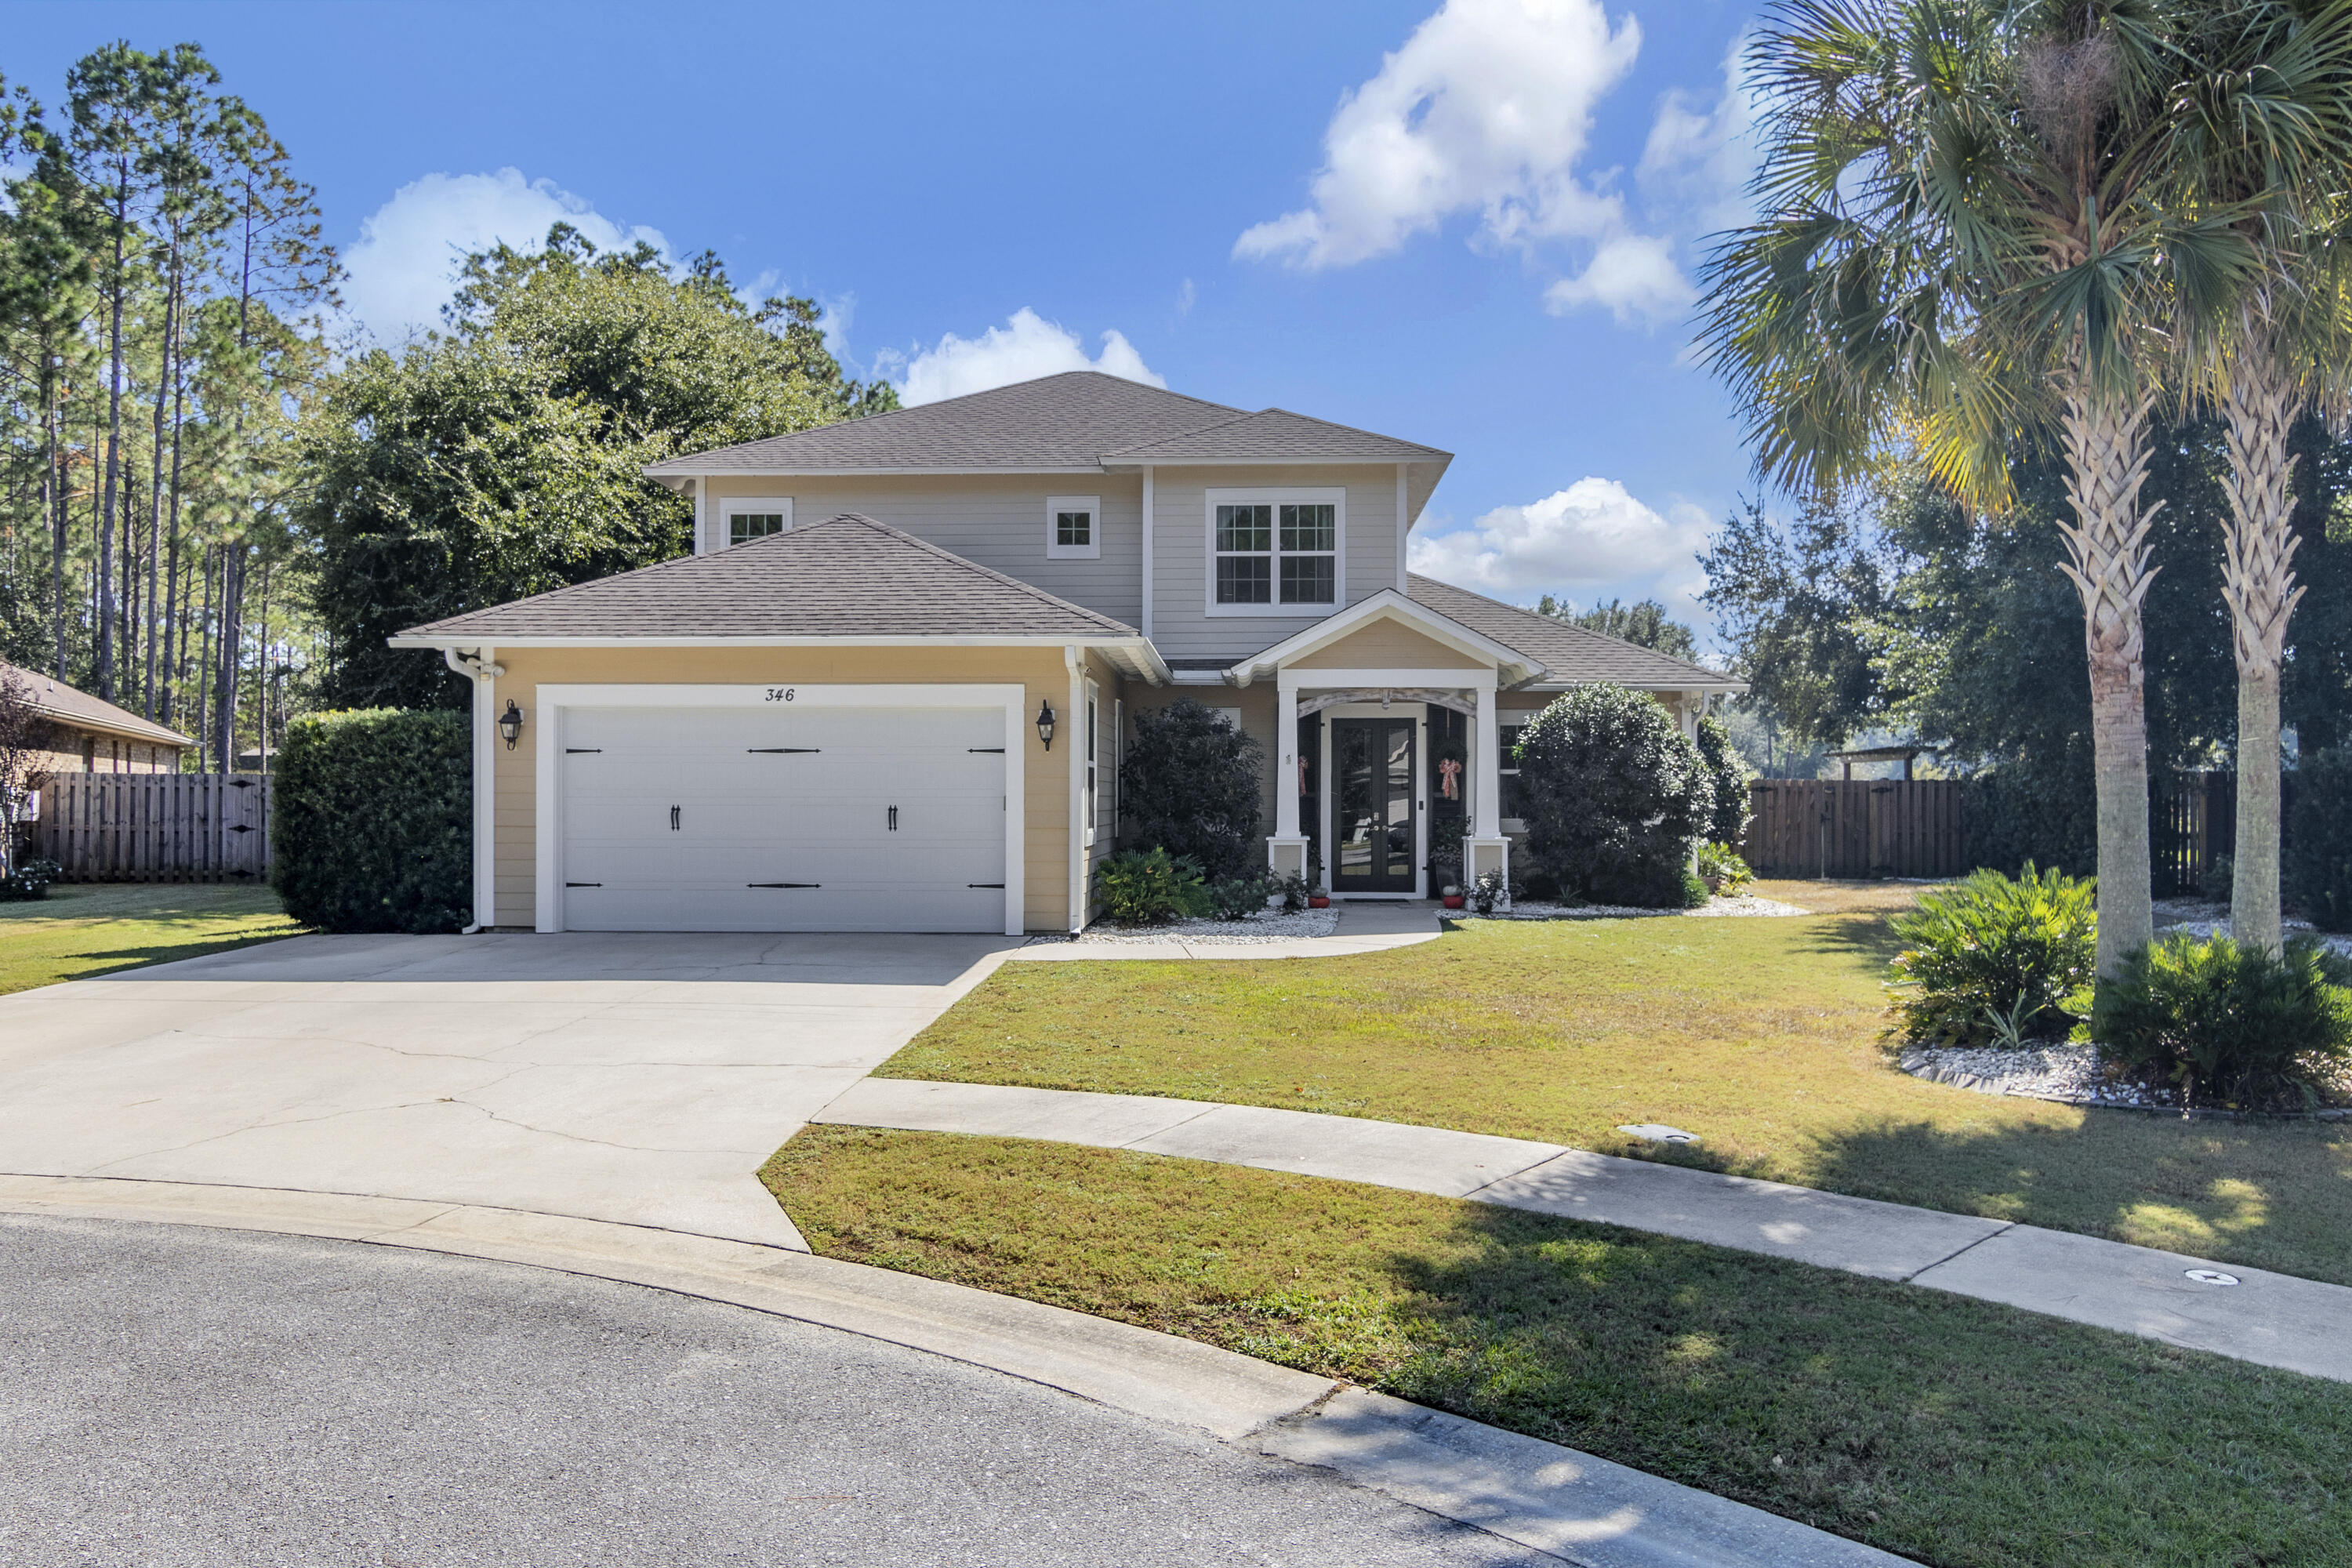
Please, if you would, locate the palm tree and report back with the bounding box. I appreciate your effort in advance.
[1698,0,2263,976]
[2175,1,2352,955]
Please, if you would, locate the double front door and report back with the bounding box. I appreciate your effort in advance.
[1331,717,1417,893]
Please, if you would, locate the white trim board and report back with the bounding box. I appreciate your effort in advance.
[529,683,1028,937]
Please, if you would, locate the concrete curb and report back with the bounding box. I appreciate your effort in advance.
[816,1079,2352,1385]
[0,1172,1911,1568]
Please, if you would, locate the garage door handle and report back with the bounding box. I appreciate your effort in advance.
[887,806,898,831]
[670,805,681,830]
[747,882,821,889]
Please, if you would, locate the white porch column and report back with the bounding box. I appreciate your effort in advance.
[473,649,496,931]
[1268,671,1308,884]
[1466,673,1510,906]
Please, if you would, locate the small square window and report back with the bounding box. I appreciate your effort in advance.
[1046,495,1102,559]
[715,496,792,550]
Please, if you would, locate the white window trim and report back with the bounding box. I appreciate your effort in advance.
[1203,486,1345,617]
[532,684,1027,938]
[716,496,793,551]
[1047,495,1102,560]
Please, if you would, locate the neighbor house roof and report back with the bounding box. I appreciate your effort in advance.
[644,371,1452,476]
[1405,575,1746,692]
[389,515,1166,679]
[3,661,193,748]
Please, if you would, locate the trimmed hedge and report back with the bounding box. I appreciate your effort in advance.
[1694,714,1753,848]
[272,708,470,933]
[1118,699,1265,881]
[1515,682,1713,907]
[2287,747,2352,932]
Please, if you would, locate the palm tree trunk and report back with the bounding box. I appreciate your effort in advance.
[2217,332,2305,956]
[2055,379,2160,977]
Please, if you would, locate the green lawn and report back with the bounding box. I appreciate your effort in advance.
[0,880,304,996]
[880,884,2352,1286]
[768,1127,2352,1568]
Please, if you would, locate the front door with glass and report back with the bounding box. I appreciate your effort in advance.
[1330,717,1417,893]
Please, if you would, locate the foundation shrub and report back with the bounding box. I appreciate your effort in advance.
[271,708,470,934]
[1514,683,1712,908]
[1694,714,1753,848]
[1094,848,1210,925]
[1887,865,2098,1047]
[1119,700,1264,882]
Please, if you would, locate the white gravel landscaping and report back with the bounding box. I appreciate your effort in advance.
[1456,894,1811,921]
[1047,908,1344,946]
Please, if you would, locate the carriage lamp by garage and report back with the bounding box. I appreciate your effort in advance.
[498,700,524,750]
[1035,698,1057,751]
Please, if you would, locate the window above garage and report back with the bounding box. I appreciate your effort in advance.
[717,496,793,550]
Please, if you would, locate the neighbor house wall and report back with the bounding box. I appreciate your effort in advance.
[699,473,1145,630]
[486,644,1079,932]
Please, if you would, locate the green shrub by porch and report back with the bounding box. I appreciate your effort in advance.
[1515,683,1712,907]
[1693,713,1752,848]
[2286,746,2352,932]
[1117,700,1264,882]
[271,708,470,934]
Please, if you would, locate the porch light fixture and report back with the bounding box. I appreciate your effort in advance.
[498,700,524,750]
[1035,698,1057,750]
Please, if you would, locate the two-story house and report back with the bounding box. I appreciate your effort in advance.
[391,372,1741,935]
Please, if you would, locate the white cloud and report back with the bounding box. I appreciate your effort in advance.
[1542,233,1692,325]
[893,308,1164,406]
[1635,35,1760,240]
[1233,0,1641,270]
[342,169,672,344]
[1408,477,1714,623]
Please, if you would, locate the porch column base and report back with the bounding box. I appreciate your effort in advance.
[1267,837,1310,895]
[1465,837,1512,909]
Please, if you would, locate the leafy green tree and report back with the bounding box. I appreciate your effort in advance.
[301,226,896,710]
[1531,594,1699,660]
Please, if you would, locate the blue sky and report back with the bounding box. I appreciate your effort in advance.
[9,0,1763,639]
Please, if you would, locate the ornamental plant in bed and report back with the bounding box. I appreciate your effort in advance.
[2093,935,2352,1110]
[1886,865,2097,1046]
[1514,682,1712,908]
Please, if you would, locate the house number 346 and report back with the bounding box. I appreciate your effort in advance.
[764,687,795,702]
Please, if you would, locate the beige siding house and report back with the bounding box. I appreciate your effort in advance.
[391,372,1740,935]
[4,662,193,783]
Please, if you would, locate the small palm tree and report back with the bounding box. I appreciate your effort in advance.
[2174,1,2352,954]
[1700,0,2263,977]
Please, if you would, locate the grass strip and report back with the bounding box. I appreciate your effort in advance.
[883,909,2352,1285]
[768,1126,2352,1568]
[0,883,303,996]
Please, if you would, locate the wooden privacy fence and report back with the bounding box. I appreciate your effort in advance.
[1742,779,1968,880]
[37,773,271,883]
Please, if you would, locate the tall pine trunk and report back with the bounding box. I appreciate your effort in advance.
[160,295,190,728]
[45,346,65,678]
[143,270,174,720]
[2056,379,2160,977]
[216,545,244,772]
[194,543,215,768]
[95,161,131,700]
[2216,332,2304,956]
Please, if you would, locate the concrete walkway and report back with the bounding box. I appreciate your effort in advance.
[0,1175,1907,1568]
[816,1078,2352,1385]
[1007,898,1446,963]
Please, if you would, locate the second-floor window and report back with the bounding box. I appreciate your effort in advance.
[1047,495,1100,560]
[1209,489,1341,611]
[718,496,793,549]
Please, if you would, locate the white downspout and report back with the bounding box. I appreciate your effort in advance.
[443,646,504,934]
[1066,645,1086,934]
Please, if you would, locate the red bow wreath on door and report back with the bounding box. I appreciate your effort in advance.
[1439,757,1461,800]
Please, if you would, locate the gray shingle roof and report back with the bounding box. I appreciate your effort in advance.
[1101,407,1448,463]
[644,371,1450,474]
[3,661,193,747]
[1405,575,1744,691]
[393,515,1138,641]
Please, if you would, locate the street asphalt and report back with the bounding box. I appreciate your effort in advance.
[0,1215,1552,1568]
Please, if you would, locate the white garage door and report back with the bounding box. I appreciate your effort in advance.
[557,704,1008,932]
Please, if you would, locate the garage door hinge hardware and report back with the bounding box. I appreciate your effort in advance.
[968,883,1005,889]
[566,881,602,887]
[566,748,601,754]
[747,882,821,888]
[967,747,1005,753]
[747,747,820,753]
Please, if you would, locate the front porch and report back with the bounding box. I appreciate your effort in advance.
[1221,589,1539,902]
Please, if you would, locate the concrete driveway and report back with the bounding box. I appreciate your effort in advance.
[0,931,1021,1247]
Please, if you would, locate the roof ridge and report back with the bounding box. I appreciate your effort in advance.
[653,372,1252,470]
[1406,573,1727,681]
[1251,407,1450,456]
[800,514,1134,633]
[1097,405,1268,455]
